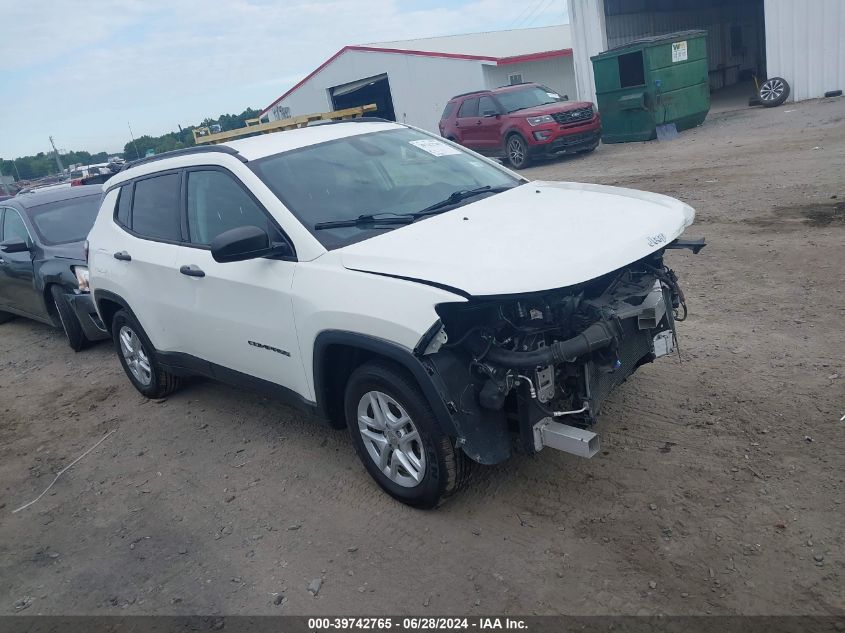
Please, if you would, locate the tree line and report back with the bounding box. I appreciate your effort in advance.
[1,107,261,182]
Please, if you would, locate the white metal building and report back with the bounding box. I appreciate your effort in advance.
[568,0,845,105]
[260,26,577,135]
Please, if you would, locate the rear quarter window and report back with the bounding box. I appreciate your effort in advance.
[440,102,455,119]
[115,185,132,227]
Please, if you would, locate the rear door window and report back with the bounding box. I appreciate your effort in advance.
[457,98,479,118]
[130,173,182,241]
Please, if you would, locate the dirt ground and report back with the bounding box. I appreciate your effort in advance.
[1,98,843,617]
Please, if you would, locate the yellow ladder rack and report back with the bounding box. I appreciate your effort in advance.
[193,104,378,145]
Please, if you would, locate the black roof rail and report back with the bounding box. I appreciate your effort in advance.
[121,145,246,172]
[449,89,489,100]
[495,81,535,89]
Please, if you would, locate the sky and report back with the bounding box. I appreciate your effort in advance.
[0,0,568,159]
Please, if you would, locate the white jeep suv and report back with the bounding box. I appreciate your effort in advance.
[88,120,702,507]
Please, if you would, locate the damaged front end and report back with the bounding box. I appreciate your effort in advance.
[418,249,692,465]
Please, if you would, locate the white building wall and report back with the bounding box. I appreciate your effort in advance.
[567,0,608,105]
[270,50,487,134]
[481,57,578,101]
[764,0,845,101]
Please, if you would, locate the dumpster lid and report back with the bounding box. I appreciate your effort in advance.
[592,30,707,60]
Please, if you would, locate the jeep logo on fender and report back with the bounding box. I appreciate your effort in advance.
[248,340,290,357]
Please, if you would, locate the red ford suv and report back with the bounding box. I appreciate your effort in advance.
[439,83,601,169]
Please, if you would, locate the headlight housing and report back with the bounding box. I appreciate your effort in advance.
[527,114,554,126]
[72,265,90,293]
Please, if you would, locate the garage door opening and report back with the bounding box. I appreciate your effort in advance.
[603,0,767,111]
[330,74,396,121]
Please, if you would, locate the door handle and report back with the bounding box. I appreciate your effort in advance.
[113,251,132,261]
[475,121,482,125]
[180,264,205,278]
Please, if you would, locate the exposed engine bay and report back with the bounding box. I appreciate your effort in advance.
[419,249,692,464]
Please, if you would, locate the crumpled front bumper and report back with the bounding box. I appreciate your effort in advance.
[65,292,109,341]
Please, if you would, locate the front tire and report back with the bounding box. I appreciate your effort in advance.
[506,133,531,169]
[50,285,88,352]
[112,309,182,398]
[344,361,470,508]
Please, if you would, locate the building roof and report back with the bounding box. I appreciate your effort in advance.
[367,25,571,58]
[260,25,572,117]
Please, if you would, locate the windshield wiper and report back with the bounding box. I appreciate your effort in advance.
[412,185,517,218]
[313,213,414,230]
[313,185,518,230]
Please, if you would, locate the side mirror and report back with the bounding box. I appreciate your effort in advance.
[210,225,290,263]
[1,238,30,254]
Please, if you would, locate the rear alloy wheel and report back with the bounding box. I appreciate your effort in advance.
[345,361,471,508]
[759,77,790,107]
[119,325,152,387]
[50,285,88,351]
[112,309,182,398]
[506,134,531,169]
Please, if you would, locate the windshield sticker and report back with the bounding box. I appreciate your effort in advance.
[409,139,462,157]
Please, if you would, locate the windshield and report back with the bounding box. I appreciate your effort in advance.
[27,194,101,245]
[496,85,563,113]
[250,128,522,249]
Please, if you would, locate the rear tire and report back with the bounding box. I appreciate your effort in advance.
[505,133,531,169]
[112,309,182,398]
[344,361,470,508]
[50,285,88,352]
[0,311,14,324]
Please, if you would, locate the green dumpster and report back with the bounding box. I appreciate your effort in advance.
[591,30,710,143]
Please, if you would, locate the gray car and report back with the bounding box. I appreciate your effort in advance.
[0,185,110,350]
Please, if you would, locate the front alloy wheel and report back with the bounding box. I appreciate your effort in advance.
[357,390,426,487]
[506,134,531,169]
[344,361,471,508]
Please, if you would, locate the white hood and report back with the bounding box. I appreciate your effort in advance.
[339,181,695,297]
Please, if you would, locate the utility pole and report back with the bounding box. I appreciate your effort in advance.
[49,136,64,173]
[128,122,141,160]
[11,159,21,181]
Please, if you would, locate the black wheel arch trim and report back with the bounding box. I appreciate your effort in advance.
[92,289,137,334]
[313,330,459,437]
[503,128,527,142]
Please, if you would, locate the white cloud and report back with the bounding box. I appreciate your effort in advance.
[0,0,567,157]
